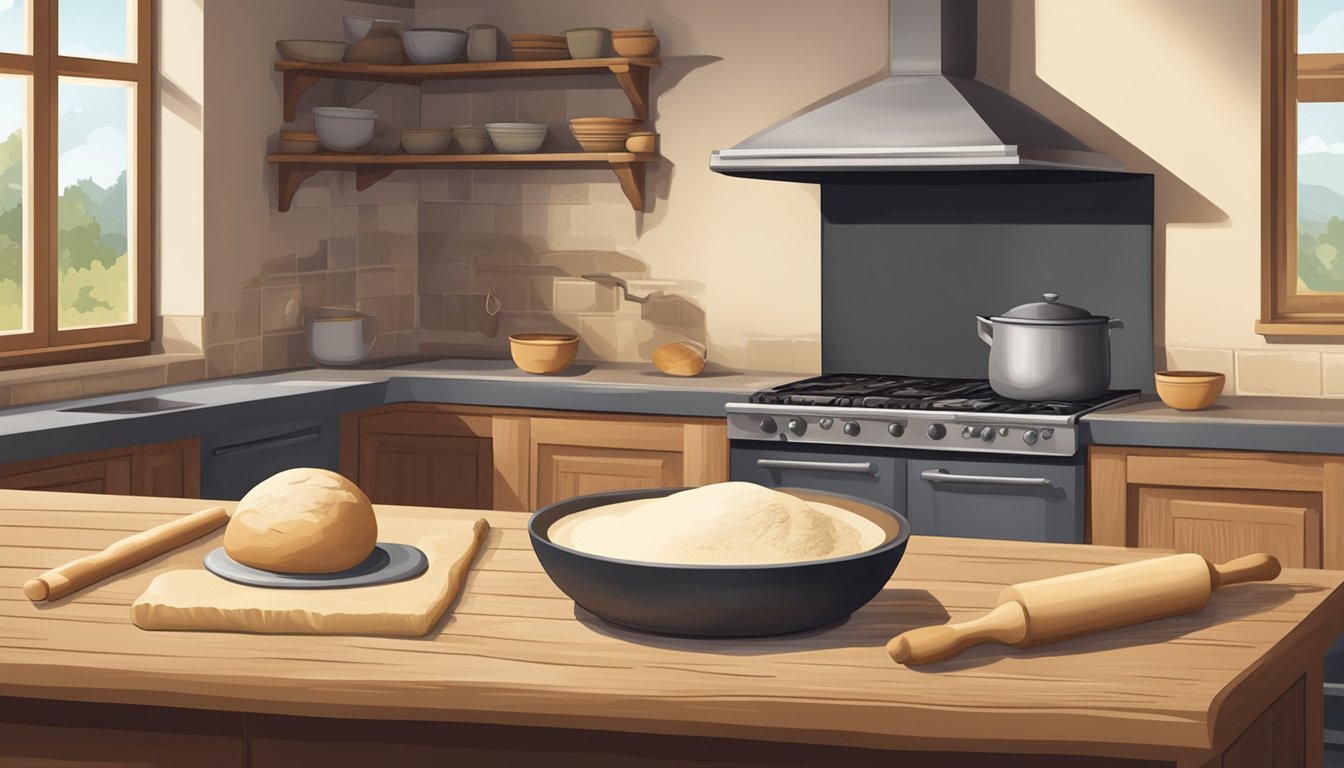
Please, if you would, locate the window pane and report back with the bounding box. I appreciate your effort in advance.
[58,78,133,330]
[1300,0,1344,54]
[0,75,30,334]
[1298,102,1344,294]
[59,0,134,62]
[0,0,26,55]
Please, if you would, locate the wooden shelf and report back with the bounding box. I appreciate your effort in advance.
[266,152,659,211]
[276,57,660,121]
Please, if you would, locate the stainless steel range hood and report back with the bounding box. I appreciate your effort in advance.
[710,0,1122,176]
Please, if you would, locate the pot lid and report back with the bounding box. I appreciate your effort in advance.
[994,293,1107,324]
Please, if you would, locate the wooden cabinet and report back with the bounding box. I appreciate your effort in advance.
[341,405,728,512]
[0,439,199,498]
[520,414,726,510]
[341,405,493,509]
[1089,446,1344,568]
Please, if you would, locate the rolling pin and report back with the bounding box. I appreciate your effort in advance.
[23,506,229,603]
[887,552,1281,665]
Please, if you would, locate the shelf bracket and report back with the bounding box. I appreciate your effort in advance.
[609,161,646,211]
[608,63,650,121]
[277,167,320,212]
[283,71,322,123]
[356,168,396,191]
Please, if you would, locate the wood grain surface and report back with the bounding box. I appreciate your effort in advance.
[1,490,1342,765]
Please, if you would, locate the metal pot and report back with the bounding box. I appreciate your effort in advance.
[976,293,1124,401]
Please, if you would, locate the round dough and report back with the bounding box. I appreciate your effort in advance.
[223,468,377,574]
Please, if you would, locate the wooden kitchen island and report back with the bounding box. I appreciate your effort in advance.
[1,490,1342,767]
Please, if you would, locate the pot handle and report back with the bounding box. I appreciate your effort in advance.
[1107,318,1125,331]
[362,314,381,353]
[976,316,994,346]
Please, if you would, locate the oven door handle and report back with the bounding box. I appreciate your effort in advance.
[919,469,1054,487]
[756,459,878,476]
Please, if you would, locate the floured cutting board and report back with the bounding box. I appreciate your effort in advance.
[131,518,488,637]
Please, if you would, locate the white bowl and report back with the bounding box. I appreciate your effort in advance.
[486,122,547,153]
[313,107,377,152]
[401,128,452,154]
[344,15,405,44]
[403,28,467,64]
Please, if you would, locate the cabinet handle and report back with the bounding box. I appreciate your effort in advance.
[211,426,324,457]
[919,469,1053,487]
[756,459,877,475]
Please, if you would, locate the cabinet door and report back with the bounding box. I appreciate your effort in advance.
[0,453,134,495]
[530,417,685,509]
[350,407,494,510]
[141,439,201,498]
[1136,487,1321,568]
[360,432,491,509]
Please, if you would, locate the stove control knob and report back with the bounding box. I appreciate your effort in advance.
[998,427,1009,437]
[788,418,807,436]
[980,427,995,443]
[961,426,975,439]
[842,421,861,437]
[1041,429,1055,440]
[759,417,778,434]
[887,422,904,437]
[1023,429,1039,446]
[819,418,834,430]
[927,423,946,440]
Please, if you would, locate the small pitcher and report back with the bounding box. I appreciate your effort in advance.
[308,308,380,366]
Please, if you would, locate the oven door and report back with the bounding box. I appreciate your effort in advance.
[730,445,904,512]
[906,457,1084,543]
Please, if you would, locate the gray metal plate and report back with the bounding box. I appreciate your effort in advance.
[203,543,428,589]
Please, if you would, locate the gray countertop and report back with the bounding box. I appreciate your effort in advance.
[1082,395,1344,454]
[0,358,797,465]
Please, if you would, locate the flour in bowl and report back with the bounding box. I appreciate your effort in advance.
[547,482,886,565]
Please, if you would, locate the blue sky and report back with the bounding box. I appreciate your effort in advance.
[1301,0,1344,53]
[0,0,24,55]
[59,0,129,60]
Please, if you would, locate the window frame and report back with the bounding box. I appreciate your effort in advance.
[0,0,153,367]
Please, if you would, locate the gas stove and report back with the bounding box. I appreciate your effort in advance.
[727,374,1139,457]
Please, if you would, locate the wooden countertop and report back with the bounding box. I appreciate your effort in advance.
[2,490,1342,765]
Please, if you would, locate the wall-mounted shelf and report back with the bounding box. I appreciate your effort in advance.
[266,152,659,212]
[275,57,660,121]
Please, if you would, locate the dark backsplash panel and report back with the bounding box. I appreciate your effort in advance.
[820,172,1155,391]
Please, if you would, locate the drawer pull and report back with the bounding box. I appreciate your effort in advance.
[211,426,324,457]
[756,459,877,475]
[920,469,1053,487]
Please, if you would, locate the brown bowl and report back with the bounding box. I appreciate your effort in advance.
[1154,370,1225,411]
[510,333,579,374]
[625,131,657,153]
[611,34,658,58]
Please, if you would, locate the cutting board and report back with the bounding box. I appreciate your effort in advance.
[131,518,489,637]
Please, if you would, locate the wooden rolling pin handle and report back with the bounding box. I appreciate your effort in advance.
[1210,553,1281,590]
[887,601,1029,665]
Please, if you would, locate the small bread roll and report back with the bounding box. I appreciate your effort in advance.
[224,468,377,574]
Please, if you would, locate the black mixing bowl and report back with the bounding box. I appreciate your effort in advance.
[528,486,910,637]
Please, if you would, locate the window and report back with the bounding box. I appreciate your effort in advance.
[0,0,151,367]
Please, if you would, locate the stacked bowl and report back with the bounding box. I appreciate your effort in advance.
[510,33,569,61]
[402,28,467,64]
[314,107,377,152]
[569,117,641,152]
[611,28,659,58]
[486,122,548,153]
[452,124,489,154]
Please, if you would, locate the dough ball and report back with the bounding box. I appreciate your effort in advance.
[224,468,377,574]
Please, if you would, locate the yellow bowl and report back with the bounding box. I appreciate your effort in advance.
[510,333,579,374]
[1154,370,1225,410]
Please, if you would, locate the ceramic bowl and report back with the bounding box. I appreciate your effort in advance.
[275,39,347,63]
[509,333,578,374]
[1155,371,1225,411]
[565,26,609,59]
[486,122,547,153]
[402,28,466,64]
[313,107,376,152]
[278,131,320,153]
[401,128,452,155]
[624,131,657,153]
[529,486,910,637]
[344,15,405,44]
[452,125,490,154]
[610,30,658,58]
